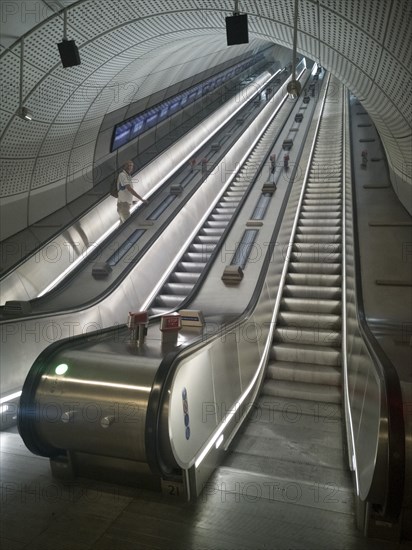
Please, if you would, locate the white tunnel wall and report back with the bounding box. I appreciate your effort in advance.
[1,0,411,241]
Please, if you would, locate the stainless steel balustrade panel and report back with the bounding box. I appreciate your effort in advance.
[34,347,158,462]
[343,102,387,505]
[17,66,314,478]
[0,71,296,410]
[0,72,274,306]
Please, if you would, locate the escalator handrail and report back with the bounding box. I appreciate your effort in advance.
[345,91,405,520]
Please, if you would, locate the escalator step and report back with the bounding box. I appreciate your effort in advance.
[273,327,341,347]
[283,284,341,299]
[270,342,341,366]
[280,297,341,314]
[266,361,341,386]
[277,311,341,330]
[262,379,341,404]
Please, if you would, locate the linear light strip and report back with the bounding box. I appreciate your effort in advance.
[0,391,22,404]
[48,377,151,393]
[341,88,359,494]
[37,221,120,297]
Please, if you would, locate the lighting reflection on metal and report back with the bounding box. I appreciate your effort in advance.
[134,71,282,211]
[18,106,33,120]
[215,434,224,449]
[37,73,279,300]
[341,92,360,496]
[55,364,69,375]
[142,70,295,313]
[195,66,309,469]
[47,376,151,393]
[195,322,275,468]
[37,222,120,297]
[287,79,301,99]
[0,391,22,404]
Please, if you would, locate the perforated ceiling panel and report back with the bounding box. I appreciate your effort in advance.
[0,0,411,240]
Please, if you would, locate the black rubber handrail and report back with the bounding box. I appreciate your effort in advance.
[348,91,405,521]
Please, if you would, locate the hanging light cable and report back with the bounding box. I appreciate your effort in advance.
[57,8,81,67]
[17,37,32,121]
[287,0,302,98]
[225,0,249,45]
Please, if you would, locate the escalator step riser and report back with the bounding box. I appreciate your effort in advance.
[226,191,245,197]
[179,262,206,272]
[308,182,342,189]
[301,213,342,219]
[302,206,341,212]
[297,230,341,237]
[220,200,241,206]
[170,272,200,284]
[294,234,341,243]
[303,201,342,207]
[292,244,341,253]
[306,191,342,196]
[266,362,341,386]
[153,295,187,307]
[281,298,341,314]
[163,283,195,294]
[289,262,341,274]
[283,285,341,299]
[273,327,342,347]
[262,379,341,404]
[195,236,221,244]
[205,221,228,228]
[271,344,341,367]
[290,252,342,263]
[190,244,216,253]
[183,252,212,262]
[149,307,170,317]
[303,201,342,206]
[286,273,341,286]
[210,215,232,221]
[307,184,341,189]
[216,205,237,210]
[298,219,341,226]
[277,311,341,330]
[199,228,224,236]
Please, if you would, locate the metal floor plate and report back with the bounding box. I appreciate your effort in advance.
[1,429,408,550]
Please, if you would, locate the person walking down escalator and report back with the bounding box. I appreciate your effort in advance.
[117,160,148,223]
[269,154,276,183]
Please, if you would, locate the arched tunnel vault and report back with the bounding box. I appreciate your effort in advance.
[0,0,411,239]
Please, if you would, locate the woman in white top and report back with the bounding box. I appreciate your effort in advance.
[117,160,148,223]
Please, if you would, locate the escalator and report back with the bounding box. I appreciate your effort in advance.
[0,61,286,306]
[149,178,247,315]
[16,72,407,546]
[209,83,352,531]
[267,102,343,403]
[1,65,312,427]
[149,113,297,316]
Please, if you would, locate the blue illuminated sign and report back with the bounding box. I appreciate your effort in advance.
[110,50,266,152]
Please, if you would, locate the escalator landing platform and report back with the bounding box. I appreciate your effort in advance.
[1,428,406,550]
